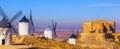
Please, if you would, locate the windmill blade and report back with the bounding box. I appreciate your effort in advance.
[52,19,55,29]
[0,7,20,37]
[0,26,6,34]
[0,7,10,23]
[0,18,10,34]
[0,23,11,36]
[54,22,57,30]
[52,19,57,30]
[51,19,57,37]
[48,25,51,28]
[11,27,18,34]
[5,27,11,37]
[40,30,44,34]
[0,18,8,27]
[30,10,35,32]
[0,18,8,34]
[10,11,22,23]
[30,17,35,32]
[0,20,18,35]
[54,22,57,37]
[11,24,18,34]
[51,20,55,32]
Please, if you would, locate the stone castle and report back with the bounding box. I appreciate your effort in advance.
[79,20,120,42]
[83,20,115,33]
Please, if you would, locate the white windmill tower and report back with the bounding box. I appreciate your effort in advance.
[19,10,35,36]
[0,7,22,45]
[68,34,77,45]
[44,20,57,39]
[44,26,53,39]
[19,16,29,36]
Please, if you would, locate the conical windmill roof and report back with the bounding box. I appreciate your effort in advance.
[69,34,76,38]
[19,16,28,22]
[45,26,52,31]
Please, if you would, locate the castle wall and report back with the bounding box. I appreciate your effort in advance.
[79,33,105,42]
[83,20,115,33]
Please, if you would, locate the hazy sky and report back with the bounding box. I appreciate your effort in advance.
[0,0,120,31]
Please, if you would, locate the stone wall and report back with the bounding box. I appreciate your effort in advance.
[83,20,115,33]
[78,33,105,42]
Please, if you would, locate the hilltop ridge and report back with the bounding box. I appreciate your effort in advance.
[11,35,120,49]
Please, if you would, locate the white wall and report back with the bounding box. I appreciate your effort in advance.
[44,30,53,39]
[0,28,9,45]
[5,31,12,45]
[0,34,5,45]
[19,22,29,35]
[69,38,77,45]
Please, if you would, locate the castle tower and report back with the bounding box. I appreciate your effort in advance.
[19,16,29,36]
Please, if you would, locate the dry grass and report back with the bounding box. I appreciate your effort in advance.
[11,35,120,49]
[12,35,83,49]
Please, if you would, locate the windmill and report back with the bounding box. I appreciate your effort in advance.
[0,7,22,45]
[43,19,57,39]
[68,29,78,45]
[18,10,35,36]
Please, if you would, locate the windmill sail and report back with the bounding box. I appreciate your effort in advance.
[29,10,35,33]
[0,7,22,45]
[0,18,7,28]
[52,20,57,38]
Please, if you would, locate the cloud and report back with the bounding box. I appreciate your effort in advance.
[87,3,120,7]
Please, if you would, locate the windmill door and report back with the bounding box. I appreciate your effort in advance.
[2,39,5,45]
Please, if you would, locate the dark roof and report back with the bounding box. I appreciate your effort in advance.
[19,16,28,22]
[69,34,76,38]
